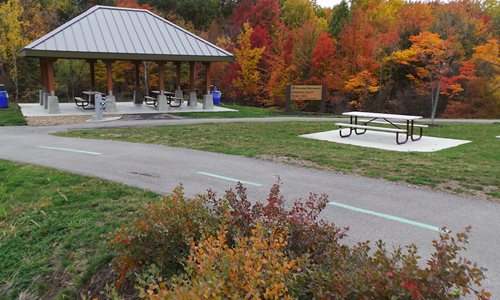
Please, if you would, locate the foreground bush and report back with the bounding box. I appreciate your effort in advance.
[110,183,491,299]
[147,224,298,299]
[110,186,218,285]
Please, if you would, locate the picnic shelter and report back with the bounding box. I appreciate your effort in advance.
[19,5,234,114]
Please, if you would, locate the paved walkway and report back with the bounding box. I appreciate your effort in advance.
[0,117,499,295]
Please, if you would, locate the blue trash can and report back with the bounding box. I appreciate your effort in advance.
[0,84,8,108]
[212,91,221,105]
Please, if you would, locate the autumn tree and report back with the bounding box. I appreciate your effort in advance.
[230,0,281,37]
[472,38,500,77]
[344,70,380,109]
[389,31,470,122]
[291,21,322,82]
[266,28,297,106]
[281,0,314,29]
[231,23,265,101]
[444,38,500,118]
[311,31,335,85]
[0,0,29,103]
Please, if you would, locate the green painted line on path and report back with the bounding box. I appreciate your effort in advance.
[197,171,262,187]
[328,201,440,232]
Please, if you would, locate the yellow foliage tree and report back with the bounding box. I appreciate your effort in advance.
[0,0,29,103]
[472,38,500,74]
[231,22,265,100]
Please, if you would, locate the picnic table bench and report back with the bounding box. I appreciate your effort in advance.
[336,112,428,145]
[75,91,106,110]
[74,96,92,110]
[145,91,183,108]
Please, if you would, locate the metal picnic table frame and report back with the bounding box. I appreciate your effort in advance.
[145,91,182,108]
[337,112,426,145]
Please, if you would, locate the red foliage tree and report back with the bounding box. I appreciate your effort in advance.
[311,31,335,85]
[230,0,281,35]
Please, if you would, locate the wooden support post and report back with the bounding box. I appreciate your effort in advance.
[158,61,165,94]
[46,59,56,95]
[88,60,96,91]
[134,62,141,90]
[44,58,50,92]
[204,62,211,94]
[40,58,47,92]
[133,61,142,104]
[189,62,195,92]
[105,60,113,95]
[175,62,181,90]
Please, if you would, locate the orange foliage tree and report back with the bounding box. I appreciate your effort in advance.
[389,31,472,122]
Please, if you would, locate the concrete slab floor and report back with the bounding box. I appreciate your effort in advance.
[300,129,471,152]
[19,102,237,117]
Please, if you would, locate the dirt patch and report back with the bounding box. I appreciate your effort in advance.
[40,259,74,300]
[79,265,118,300]
[436,181,499,203]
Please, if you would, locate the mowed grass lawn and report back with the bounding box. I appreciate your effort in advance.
[0,104,27,126]
[60,122,500,200]
[170,103,337,119]
[171,103,285,118]
[0,160,160,299]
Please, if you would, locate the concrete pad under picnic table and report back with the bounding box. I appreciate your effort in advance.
[300,129,471,152]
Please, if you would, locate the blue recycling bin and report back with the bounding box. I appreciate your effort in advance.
[212,90,221,105]
[0,84,8,108]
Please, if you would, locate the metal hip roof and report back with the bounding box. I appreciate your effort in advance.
[20,6,234,62]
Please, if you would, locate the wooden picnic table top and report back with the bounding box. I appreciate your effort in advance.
[343,111,423,120]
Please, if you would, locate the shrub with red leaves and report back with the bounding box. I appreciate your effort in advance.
[110,182,490,299]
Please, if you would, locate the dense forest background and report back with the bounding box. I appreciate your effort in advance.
[0,0,498,117]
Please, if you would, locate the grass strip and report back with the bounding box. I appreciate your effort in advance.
[59,122,500,200]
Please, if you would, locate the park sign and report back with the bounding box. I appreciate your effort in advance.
[285,84,327,113]
[290,85,323,101]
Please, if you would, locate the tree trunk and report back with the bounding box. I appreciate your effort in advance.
[377,62,383,112]
[14,56,18,104]
[431,79,442,124]
[430,73,435,124]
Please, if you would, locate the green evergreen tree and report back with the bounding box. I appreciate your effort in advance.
[328,0,350,38]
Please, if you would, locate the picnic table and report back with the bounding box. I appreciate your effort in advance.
[75,91,105,110]
[336,111,428,145]
[145,91,182,108]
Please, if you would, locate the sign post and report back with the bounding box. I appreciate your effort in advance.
[285,84,326,113]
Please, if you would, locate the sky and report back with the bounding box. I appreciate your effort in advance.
[316,0,339,8]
